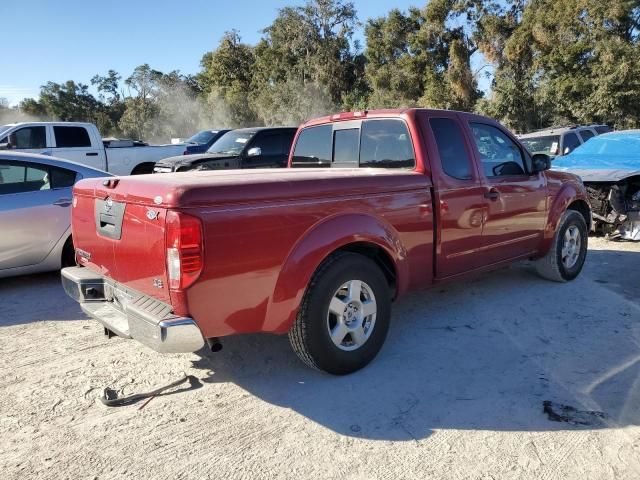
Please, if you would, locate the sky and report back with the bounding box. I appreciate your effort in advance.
[1,0,488,106]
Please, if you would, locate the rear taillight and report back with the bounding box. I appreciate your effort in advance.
[165,211,203,290]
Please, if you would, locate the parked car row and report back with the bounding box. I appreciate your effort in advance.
[0,122,185,175]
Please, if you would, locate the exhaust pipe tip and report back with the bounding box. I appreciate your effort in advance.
[206,337,223,353]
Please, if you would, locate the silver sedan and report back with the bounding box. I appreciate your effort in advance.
[0,152,110,278]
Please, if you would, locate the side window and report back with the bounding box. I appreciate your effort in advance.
[12,126,47,149]
[53,126,91,148]
[251,133,281,156]
[469,123,526,177]
[578,129,594,142]
[595,126,611,135]
[333,128,359,165]
[50,167,77,188]
[360,119,415,168]
[562,132,581,155]
[429,118,473,180]
[0,162,50,195]
[291,125,332,167]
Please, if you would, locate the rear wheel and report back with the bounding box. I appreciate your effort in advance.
[535,210,588,282]
[61,237,76,268]
[288,252,391,375]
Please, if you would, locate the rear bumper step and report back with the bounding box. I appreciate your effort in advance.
[61,266,204,353]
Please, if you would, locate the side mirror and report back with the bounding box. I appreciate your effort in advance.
[0,142,10,150]
[532,153,552,173]
[246,147,261,157]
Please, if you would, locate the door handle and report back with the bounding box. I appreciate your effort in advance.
[86,152,99,156]
[484,189,500,201]
[53,198,72,207]
[40,151,52,156]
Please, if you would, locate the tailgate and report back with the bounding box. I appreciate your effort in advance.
[72,179,171,303]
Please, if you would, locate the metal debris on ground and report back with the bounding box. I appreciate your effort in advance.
[100,374,201,408]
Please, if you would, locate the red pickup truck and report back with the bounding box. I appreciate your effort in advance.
[62,109,591,375]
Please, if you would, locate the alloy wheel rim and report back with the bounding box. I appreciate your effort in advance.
[561,225,581,269]
[326,280,377,351]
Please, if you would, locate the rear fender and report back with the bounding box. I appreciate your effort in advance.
[263,213,408,333]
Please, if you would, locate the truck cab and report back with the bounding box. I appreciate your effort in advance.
[0,122,106,168]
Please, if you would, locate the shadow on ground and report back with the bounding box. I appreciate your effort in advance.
[0,271,82,326]
[190,249,640,441]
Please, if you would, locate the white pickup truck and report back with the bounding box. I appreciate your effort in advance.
[0,122,186,175]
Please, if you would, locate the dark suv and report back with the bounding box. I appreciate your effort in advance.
[153,127,297,173]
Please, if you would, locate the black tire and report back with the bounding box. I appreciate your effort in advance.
[535,210,588,282]
[61,237,76,268]
[288,252,391,375]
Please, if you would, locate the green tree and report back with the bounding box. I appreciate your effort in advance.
[199,30,257,126]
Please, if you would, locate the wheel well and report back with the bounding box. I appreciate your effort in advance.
[333,242,398,297]
[567,200,591,230]
[130,162,155,175]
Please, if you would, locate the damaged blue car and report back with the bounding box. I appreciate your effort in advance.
[553,131,640,240]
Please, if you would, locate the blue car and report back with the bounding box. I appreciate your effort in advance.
[553,131,640,240]
[182,129,231,155]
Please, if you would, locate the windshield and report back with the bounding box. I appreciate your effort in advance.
[185,130,219,145]
[520,135,561,155]
[0,125,11,138]
[207,130,255,155]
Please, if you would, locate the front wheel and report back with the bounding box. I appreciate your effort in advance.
[288,252,391,375]
[535,210,588,282]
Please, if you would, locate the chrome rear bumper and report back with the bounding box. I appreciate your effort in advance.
[61,266,204,353]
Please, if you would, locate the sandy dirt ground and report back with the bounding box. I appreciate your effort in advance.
[1,237,640,480]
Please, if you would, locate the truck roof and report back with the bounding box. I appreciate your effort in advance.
[301,108,495,127]
[519,124,608,138]
[2,121,96,128]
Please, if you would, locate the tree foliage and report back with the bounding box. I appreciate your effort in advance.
[13,0,640,139]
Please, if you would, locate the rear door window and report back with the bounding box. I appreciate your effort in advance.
[429,118,473,180]
[291,125,332,167]
[50,167,77,188]
[578,129,595,142]
[360,119,414,168]
[53,126,91,148]
[562,132,581,155]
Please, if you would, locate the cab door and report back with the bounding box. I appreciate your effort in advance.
[420,111,487,278]
[1,125,52,155]
[51,125,103,168]
[466,121,547,263]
